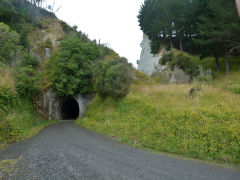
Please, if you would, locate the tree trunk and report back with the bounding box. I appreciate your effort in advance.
[225,53,230,74]
[189,46,192,54]
[170,40,173,49]
[179,39,183,52]
[214,54,220,72]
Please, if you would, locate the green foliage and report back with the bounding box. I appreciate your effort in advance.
[77,84,240,164]
[170,54,199,79]
[44,38,53,49]
[52,36,98,97]
[134,70,154,85]
[0,23,20,64]
[227,84,240,94]
[96,58,133,98]
[0,99,57,144]
[20,55,39,68]
[59,20,75,34]
[138,0,200,54]
[0,86,16,111]
[197,74,213,83]
[59,21,89,42]
[0,0,56,50]
[138,0,240,74]
[97,45,118,60]
[14,66,39,99]
[160,51,174,65]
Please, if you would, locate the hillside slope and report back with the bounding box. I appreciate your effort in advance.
[76,83,240,164]
[76,53,240,165]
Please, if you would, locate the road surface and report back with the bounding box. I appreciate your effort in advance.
[0,121,240,180]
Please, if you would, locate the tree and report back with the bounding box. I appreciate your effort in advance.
[52,35,98,97]
[196,0,240,74]
[95,58,133,98]
[138,0,240,74]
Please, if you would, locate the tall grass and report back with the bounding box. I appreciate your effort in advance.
[0,66,15,89]
[76,84,240,164]
[0,99,58,145]
[0,65,58,146]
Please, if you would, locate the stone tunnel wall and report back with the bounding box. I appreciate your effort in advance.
[36,89,94,120]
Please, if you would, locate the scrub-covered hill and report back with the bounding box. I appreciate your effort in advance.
[0,0,133,147]
[76,52,240,165]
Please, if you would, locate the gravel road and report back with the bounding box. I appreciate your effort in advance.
[0,121,240,180]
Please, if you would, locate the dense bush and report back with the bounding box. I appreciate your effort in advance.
[134,70,154,85]
[0,86,16,111]
[52,36,98,97]
[0,23,20,64]
[19,55,39,68]
[96,58,133,98]
[170,54,199,79]
[160,51,174,65]
[14,66,39,99]
[0,99,54,144]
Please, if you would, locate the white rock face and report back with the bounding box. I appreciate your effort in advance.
[138,34,165,76]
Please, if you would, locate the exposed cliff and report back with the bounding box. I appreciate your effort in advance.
[138,34,165,76]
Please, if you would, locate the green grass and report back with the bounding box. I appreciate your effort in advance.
[76,82,240,165]
[76,54,240,165]
[0,99,58,147]
[0,157,23,179]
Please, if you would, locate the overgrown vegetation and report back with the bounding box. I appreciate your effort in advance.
[49,31,133,98]
[160,52,199,79]
[0,0,55,50]
[95,58,133,98]
[77,54,240,165]
[52,35,98,97]
[138,0,240,74]
[0,0,58,146]
[76,83,240,164]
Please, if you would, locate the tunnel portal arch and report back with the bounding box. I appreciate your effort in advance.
[61,97,80,120]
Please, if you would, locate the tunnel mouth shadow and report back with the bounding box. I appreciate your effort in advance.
[61,97,79,120]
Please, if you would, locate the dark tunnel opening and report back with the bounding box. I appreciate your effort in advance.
[61,98,79,120]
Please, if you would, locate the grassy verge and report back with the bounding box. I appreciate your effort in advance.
[0,99,58,149]
[76,84,240,165]
[0,157,23,179]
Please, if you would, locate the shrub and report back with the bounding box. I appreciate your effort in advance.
[227,84,240,94]
[52,35,98,97]
[14,66,39,98]
[20,55,39,69]
[96,58,133,98]
[170,54,199,79]
[0,23,20,64]
[160,51,174,65]
[197,75,213,82]
[0,63,15,89]
[0,114,21,143]
[0,86,16,111]
[60,20,74,33]
[134,70,153,85]
[44,38,53,49]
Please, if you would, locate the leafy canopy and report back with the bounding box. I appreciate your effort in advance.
[0,23,20,64]
[95,58,133,98]
[52,35,98,97]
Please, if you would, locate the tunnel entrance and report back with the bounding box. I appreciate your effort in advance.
[61,97,79,120]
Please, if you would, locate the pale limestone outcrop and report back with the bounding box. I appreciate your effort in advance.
[138,34,165,76]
